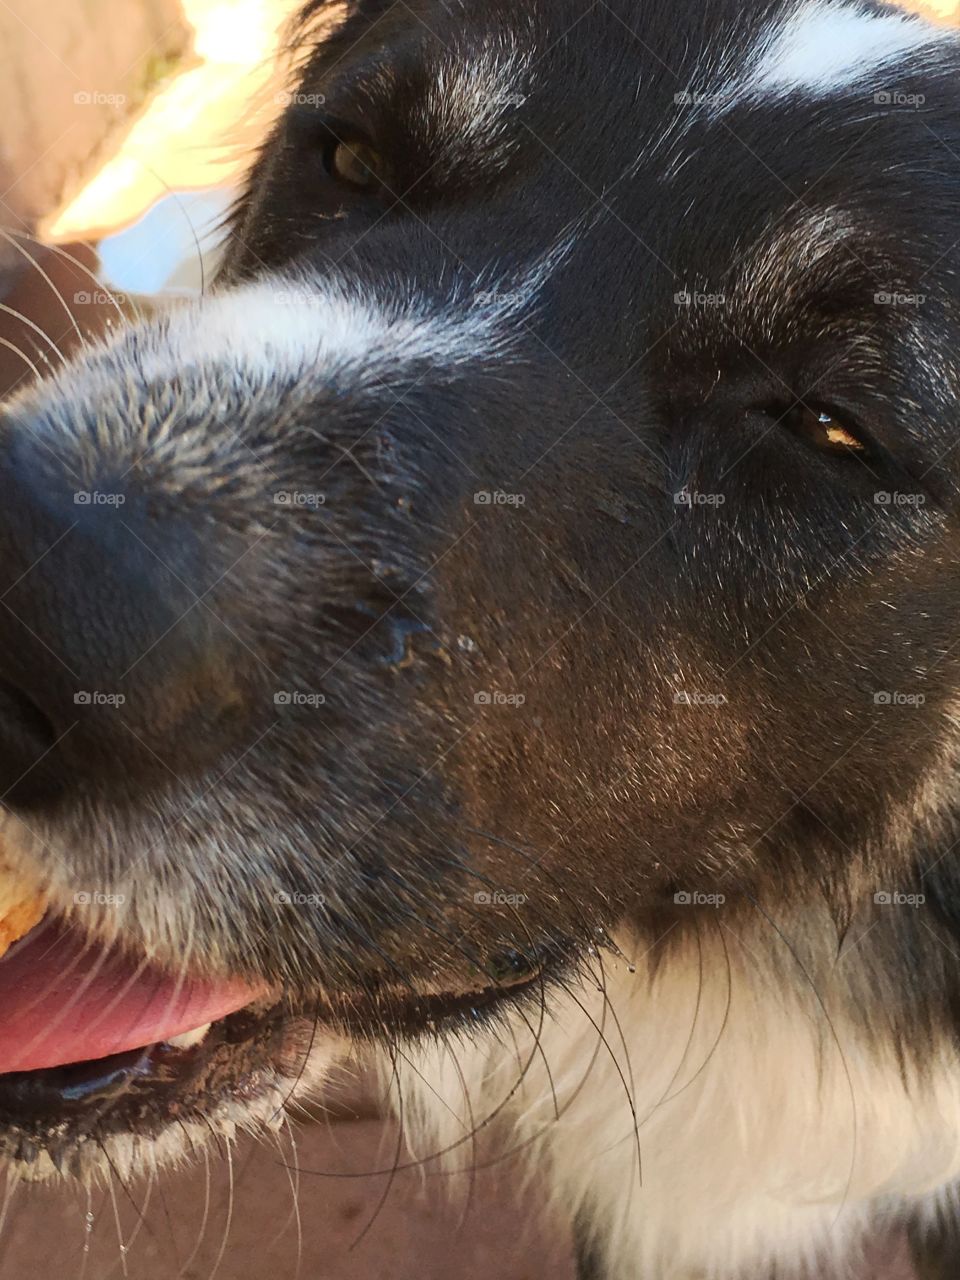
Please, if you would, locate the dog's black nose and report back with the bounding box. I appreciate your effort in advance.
[0,422,252,806]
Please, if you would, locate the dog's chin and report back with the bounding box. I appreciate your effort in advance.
[0,911,552,1185]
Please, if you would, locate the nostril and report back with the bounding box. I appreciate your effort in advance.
[0,679,61,807]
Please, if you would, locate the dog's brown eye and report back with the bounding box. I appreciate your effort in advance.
[328,141,383,189]
[782,404,866,456]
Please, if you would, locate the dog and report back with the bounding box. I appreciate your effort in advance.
[3,0,960,1276]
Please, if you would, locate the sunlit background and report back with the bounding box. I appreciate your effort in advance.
[46,0,303,242]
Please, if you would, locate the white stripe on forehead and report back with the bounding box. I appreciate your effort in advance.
[75,237,576,396]
[738,0,943,102]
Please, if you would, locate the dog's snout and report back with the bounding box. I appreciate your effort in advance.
[0,418,252,804]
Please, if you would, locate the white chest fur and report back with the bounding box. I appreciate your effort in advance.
[391,923,960,1279]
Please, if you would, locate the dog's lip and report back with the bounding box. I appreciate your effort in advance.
[0,914,271,1075]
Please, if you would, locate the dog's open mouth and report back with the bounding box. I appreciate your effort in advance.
[0,885,551,1173]
[0,911,292,1170]
[0,914,272,1076]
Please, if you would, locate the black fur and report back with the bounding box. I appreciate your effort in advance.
[3,0,960,1275]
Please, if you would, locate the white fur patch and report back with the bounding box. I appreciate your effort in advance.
[421,40,534,152]
[161,274,543,385]
[40,245,572,410]
[391,921,960,1279]
[726,0,945,107]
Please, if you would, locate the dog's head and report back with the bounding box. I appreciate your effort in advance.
[0,0,959,1177]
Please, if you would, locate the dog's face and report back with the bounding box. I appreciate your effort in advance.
[1,0,960,1176]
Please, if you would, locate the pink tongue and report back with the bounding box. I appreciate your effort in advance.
[0,917,268,1074]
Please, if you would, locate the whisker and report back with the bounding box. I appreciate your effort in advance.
[0,334,44,387]
[1,229,133,327]
[176,1135,213,1279]
[0,302,68,366]
[205,1131,235,1280]
[103,1160,128,1277]
[0,230,86,351]
[348,1046,405,1250]
[133,162,207,298]
[0,1165,17,1250]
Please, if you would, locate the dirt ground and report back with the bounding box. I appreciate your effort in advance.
[0,1115,921,1280]
[0,1113,578,1280]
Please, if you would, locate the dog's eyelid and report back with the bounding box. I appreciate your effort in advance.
[286,109,379,156]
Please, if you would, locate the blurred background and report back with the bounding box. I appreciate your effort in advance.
[0,0,952,1274]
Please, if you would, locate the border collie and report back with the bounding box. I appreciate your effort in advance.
[2,1,960,1276]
